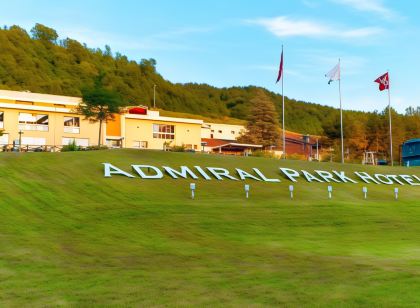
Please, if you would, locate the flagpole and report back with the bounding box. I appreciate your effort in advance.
[282,45,286,159]
[338,58,344,164]
[387,70,393,166]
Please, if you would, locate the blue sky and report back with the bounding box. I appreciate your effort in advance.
[1,0,419,113]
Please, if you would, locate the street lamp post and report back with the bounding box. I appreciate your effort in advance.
[18,130,23,152]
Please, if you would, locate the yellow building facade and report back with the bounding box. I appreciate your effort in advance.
[0,90,102,150]
[106,110,203,150]
[0,90,203,151]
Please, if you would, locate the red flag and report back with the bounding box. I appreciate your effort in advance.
[276,50,283,83]
[374,72,389,91]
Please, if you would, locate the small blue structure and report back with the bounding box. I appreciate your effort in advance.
[402,138,420,166]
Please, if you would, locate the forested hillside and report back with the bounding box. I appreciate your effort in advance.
[0,24,419,159]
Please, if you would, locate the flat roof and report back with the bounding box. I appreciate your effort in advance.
[125,113,203,125]
[212,142,263,149]
[0,89,81,106]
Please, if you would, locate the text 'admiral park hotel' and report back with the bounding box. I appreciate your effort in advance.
[0,89,318,156]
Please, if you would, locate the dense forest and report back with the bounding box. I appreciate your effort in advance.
[0,24,419,160]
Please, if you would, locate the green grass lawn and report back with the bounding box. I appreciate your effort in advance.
[0,149,419,306]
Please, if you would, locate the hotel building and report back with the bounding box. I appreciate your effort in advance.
[0,89,318,158]
[0,90,203,151]
[0,90,100,149]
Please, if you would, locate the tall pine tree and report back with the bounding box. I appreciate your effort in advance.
[238,89,281,148]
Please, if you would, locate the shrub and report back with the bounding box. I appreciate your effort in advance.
[171,145,186,152]
[251,150,278,159]
[61,140,79,152]
[286,153,307,161]
[86,145,108,151]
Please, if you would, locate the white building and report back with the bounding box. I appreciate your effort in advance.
[201,122,245,140]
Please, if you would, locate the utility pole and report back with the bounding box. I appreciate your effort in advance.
[316,138,319,161]
[338,58,344,164]
[153,84,156,109]
[387,71,393,166]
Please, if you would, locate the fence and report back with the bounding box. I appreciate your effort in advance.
[0,144,90,152]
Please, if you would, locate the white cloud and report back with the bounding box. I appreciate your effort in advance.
[246,16,383,39]
[331,0,399,20]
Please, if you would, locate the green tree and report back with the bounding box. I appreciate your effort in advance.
[77,78,124,146]
[238,89,281,148]
[344,113,368,158]
[30,23,58,43]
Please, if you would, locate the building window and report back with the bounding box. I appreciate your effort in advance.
[0,133,8,145]
[218,130,222,133]
[231,131,235,134]
[21,137,46,146]
[0,111,3,129]
[153,124,175,139]
[106,139,122,148]
[211,129,214,133]
[64,116,80,133]
[133,141,148,149]
[62,137,89,147]
[18,113,48,131]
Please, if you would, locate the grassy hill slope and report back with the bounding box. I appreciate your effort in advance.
[0,149,419,306]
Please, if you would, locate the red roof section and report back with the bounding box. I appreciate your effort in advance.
[284,131,318,144]
[128,107,147,115]
[201,138,236,147]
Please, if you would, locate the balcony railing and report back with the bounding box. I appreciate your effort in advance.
[64,126,80,134]
[18,124,48,132]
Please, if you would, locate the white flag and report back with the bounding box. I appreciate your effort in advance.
[325,62,340,84]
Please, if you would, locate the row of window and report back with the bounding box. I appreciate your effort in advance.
[0,134,88,146]
[0,112,182,141]
[0,112,80,133]
[210,129,237,135]
[153,124,175,140]
[131,141,198,150]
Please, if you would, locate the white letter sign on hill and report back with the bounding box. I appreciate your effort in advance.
[236,168,261,181]
[315,170,340,183]
[132,165,163,179]
[332,171,358,183]
[103,163,135,178]
[386,175,405,185]
[374,174,394,185]
[354,172,380,184]
[301,170,323,183]
[102,163,420,186]
[163,166,199,179]
[400,175,420,185]
[206,167,239,181]
[253,168,281,182]
[279,168,300,182]
[194,166,212,180]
